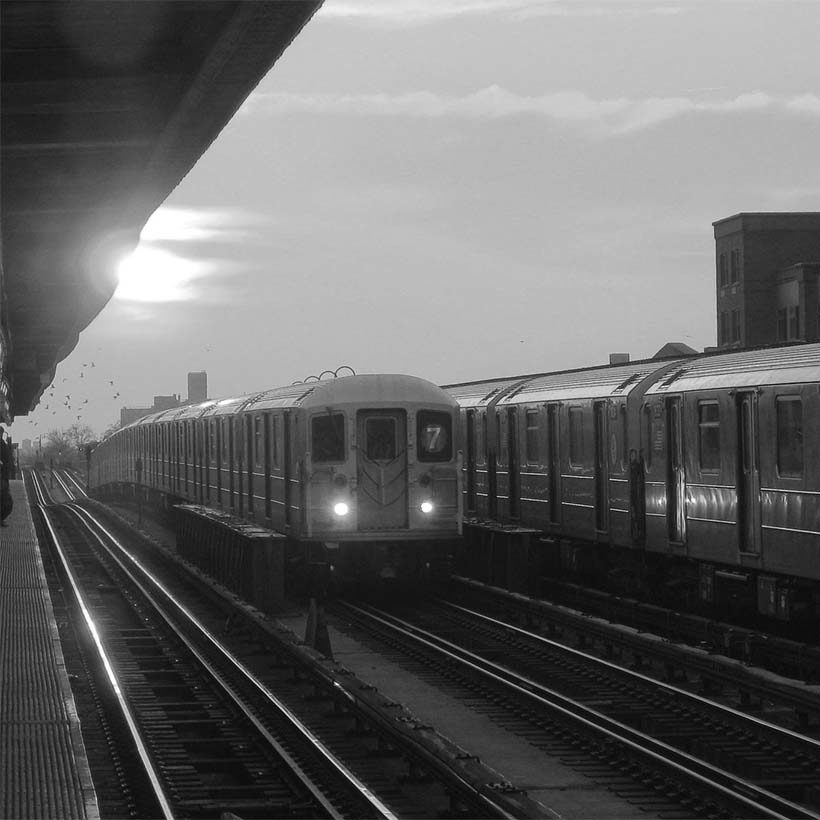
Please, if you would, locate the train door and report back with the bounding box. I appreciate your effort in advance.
[737,392,761,553]
[356,409,409,530]
[283,412,292,529]
[234,418,242,514]
[488,411,501,518]
[228,418,236,509]
[547,404,560,524]
[507,407,520,520]
[465,410,477,513]
[594,401,609,532]
[246,416,255,516]
[666,397,686,543]
[263,414,272,519]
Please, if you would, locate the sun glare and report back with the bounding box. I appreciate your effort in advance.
[115,246,195,302]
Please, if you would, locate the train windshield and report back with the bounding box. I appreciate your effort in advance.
[417,411,452,462]
[312,413,345,462]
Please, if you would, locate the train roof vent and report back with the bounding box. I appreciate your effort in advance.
[611,372,642,394]
[657,367,687,389]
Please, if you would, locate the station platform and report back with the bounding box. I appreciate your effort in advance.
[0,479,99,819]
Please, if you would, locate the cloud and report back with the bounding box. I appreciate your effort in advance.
[246,86,818,135]
[113,206,273,305]
[139,205,269,243]
[317,0,683,25]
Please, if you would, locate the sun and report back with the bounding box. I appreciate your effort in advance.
[115,245,194,302]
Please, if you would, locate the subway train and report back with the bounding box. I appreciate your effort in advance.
[444,342,820,624]
[89,374,462,588]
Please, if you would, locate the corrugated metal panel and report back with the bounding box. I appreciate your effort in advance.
[443,378,524,408]
[499,360,680,403]
[645,343,820,393]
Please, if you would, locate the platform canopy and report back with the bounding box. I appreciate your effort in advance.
[0,0,321,421]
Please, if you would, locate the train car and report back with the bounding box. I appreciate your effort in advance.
[446,343,820,624]
[448,360,684,544]
[640,343,820,620]
[89,374,462,587]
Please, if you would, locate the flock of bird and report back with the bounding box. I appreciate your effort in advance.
[41,360,121,424]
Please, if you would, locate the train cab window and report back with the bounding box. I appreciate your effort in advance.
[776,397,803,477]
[698,401,720,472]
[417,411,452,462]
[365,417,397,461]
[312,413,345,462]
[568,407,585,467]
[525,409,540,464]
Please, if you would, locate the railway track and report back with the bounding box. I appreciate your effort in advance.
[329,596,820,820]
[455,577,820,735]
[27,471,546,818]
[30,472,395,819]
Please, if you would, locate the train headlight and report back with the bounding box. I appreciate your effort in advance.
[333,502,350,517]
[420,501,434,514]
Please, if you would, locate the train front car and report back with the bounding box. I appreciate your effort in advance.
[247,374,463,588]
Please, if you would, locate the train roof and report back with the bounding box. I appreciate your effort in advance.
[443,377,526,408]
[498,359,681,404]
[122,374,455,432]
[645,342,820,394]
[244,374,457,412]
[444,360,684,407]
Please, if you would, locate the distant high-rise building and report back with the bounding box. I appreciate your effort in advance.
[714,213,820,349]
[188,371,207,403]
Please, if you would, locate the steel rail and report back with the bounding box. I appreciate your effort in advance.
[441,599,820,752]
[63,502,397,820]
[342,601,820,820]
[29,481,175,820]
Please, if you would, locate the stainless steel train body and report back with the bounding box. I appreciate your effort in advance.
[89,374,462,584]
[446,344,820,620]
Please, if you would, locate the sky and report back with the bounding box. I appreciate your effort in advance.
[10,0,820,442]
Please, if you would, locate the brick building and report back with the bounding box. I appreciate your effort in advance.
[714,212,820,349]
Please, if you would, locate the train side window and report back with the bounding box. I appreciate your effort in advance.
[525,409,540,464]
[568,407,585,467]
[312,413,345,462]
[698,401,720,472]
[776,397,803,477]
[271,415,279,469]
[480,412,487,464]
[221,418,230,461]
[418,410,452,462]
[212,420,219,462]
[495,413,507,466]
[254,415,264,467]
